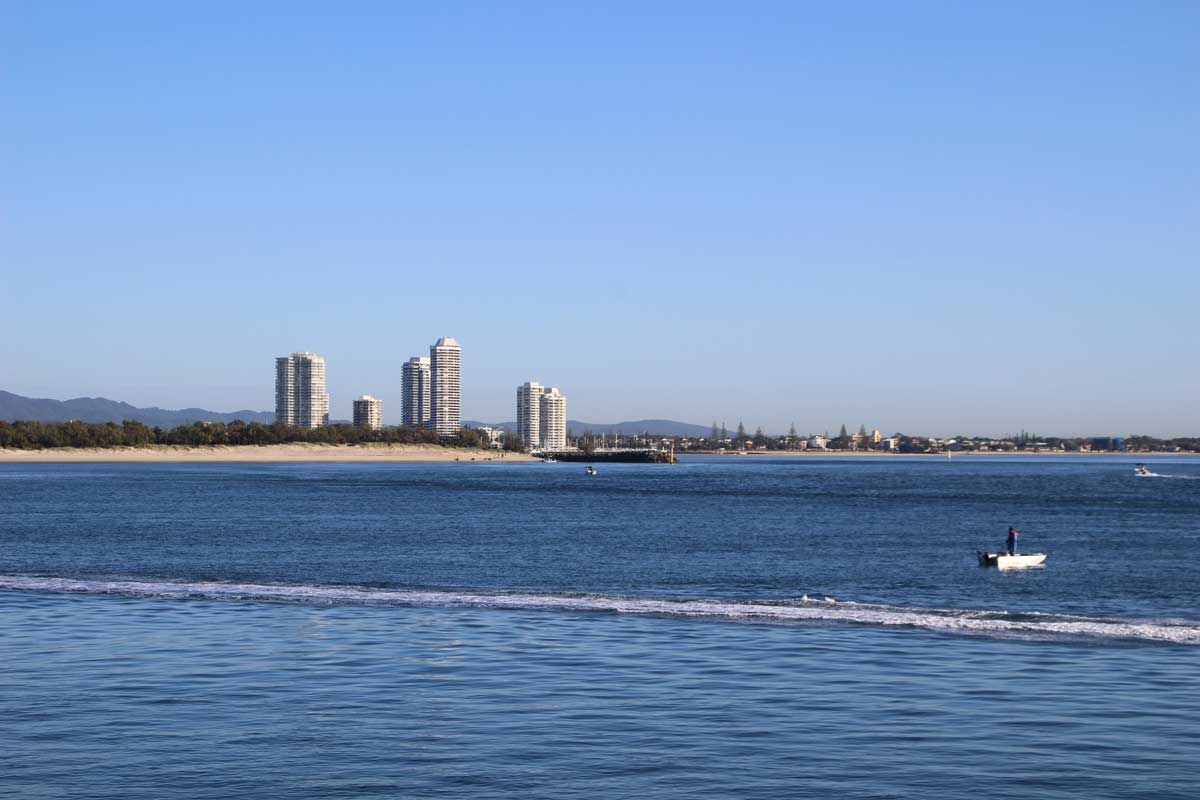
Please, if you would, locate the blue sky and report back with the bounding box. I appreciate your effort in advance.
[2,2,1197,435]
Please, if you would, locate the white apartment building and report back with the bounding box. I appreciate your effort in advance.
[516,381,543,448]
[401,356,431,428]
[474,426,505,448]
[539,387,567,450]
[429,337,461,435]
[517,381,567,450]
[275,352,330,429]
[352,395,383,430]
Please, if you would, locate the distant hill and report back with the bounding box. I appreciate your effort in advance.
[465,418,711,438]
[0,390,274,427]
[2,390,710,436]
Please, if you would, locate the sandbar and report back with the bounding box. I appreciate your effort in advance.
[0,443,535,463]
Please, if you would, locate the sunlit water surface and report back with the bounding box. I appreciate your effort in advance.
[2,457,1198,798]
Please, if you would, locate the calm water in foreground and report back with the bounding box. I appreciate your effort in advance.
[1,456,1198,798]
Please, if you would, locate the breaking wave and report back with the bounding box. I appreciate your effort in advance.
[2,574,1198,645]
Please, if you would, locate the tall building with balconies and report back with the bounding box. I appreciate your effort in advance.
[401,356,431,428]
[539,387,567,450]
[353,395,382,430]
[275,352,330,429]
[517,381,543,448]
[517,381,567,450]
[429,337,461,435]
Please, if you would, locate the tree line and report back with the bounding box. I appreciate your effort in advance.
[0,419,504,450]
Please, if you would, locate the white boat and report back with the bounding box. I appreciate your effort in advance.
[978,552,1046,569]
[543,457,557,463]
[1135,465,1151,477]
[584,465,597,476]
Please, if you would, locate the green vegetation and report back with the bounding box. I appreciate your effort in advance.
[671,431,1200,454]
[0,419,496,450]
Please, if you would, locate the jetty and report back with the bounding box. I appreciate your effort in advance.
[542,447,675,464]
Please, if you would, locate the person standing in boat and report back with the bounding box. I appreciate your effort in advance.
[1006,527,1019,555]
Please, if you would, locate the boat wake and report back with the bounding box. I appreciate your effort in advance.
[1135,467,1199,479]
[2,574,1198,645]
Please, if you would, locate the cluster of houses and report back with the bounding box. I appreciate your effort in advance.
[671,433,1136,454]
[507,426,1180,456]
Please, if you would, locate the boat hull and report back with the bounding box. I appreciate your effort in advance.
[978,552,1046,569]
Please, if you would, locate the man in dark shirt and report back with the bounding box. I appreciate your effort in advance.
[1006,527,1019,555]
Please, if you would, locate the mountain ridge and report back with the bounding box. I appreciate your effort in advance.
[464,419,711,438]
[0,390,275,427]
[1,391,710,436]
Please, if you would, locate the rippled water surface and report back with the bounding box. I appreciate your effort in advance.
[2,457,1199,798]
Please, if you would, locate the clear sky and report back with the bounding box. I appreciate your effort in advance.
[2,2,1197,436]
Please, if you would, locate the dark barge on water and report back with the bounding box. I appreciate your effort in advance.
[543,448,675,464]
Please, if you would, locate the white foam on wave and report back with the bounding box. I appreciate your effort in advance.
[2,574,1198,645]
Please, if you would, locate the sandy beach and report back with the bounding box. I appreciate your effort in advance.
[0,443,536,463]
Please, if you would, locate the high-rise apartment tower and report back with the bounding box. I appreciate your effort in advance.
[516,381,567,450]
[401,356,431,428]
[516,381,543,448]
[275,352,330,429]
[540,387,567,450]
[429,337,461,436]
[352,395,382,430]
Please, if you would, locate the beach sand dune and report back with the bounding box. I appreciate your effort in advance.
[0,444,535,463]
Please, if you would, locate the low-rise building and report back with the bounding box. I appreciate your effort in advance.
[474,426,505,448]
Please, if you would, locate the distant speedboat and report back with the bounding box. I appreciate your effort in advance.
[584,465,597,476]
[1135,465,1151,477]
[978,551,1046,569]
[543,456,557,463]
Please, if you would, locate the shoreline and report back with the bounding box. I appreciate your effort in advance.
[0,443,536,463]
[685,450,1190,457]
[0,446,1186,463]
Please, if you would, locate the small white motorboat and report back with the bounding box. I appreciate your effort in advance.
[978,551,1046,569]
[584,465,597,476]
[1134,465,1151,477]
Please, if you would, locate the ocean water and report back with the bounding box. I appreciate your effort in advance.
[2,456,1198,798]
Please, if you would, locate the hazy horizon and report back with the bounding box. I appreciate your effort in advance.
[3,4,1196,437]
[0,387,1185,440]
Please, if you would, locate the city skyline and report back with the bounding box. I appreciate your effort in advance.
[2,355,1180,438]
[3,5,1197,436]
